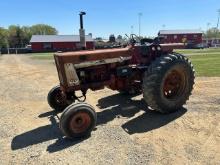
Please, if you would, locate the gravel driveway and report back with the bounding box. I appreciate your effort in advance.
[0,55,220,165]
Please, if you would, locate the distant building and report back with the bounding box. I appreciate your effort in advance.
[30,35,94,52]
[158,30,203,45]
[203,38,220,47]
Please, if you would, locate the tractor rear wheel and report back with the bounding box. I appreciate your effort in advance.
[47,85,69,112]
[143,53,195,113]
[59,103,97,139]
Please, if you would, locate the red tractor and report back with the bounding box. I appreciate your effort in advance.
[47,35,195,139]
[47,13,195,139]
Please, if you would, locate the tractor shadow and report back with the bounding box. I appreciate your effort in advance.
[96,93,149,125]
[11,93,187,153]
[11,111,88,153]
[96,93,187,134]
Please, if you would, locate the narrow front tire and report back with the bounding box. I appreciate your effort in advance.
[59,103,97,139]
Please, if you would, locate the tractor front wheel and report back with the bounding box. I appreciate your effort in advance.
[47,85,69,112]
[143,53,195,113]
[59,103,97,139]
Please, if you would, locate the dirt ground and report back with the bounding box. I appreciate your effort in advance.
[0,55,220,165]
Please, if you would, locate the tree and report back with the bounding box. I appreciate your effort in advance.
[0,24,59,48]
[7,25,25,48]
[204,27,220,39]
[6,24,58,48]
[95,37,103,42]
[30,24,58,35]
[0,27,8,48]
[117,35,123,40]
[21,26,32,46]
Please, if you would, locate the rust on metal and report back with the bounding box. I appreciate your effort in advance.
[55,47,132,64]
[69,112,91,134]
[163,68,186,99]
[161,43,186,52]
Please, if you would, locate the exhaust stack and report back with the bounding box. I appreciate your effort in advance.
[79,11,86,50]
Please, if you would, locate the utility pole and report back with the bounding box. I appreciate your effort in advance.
[131,25,134,34]
[207,22,211,30]
[206,23,211,44]
[215,9,220,46]
[217,9,220,29]
[138,12,142,37]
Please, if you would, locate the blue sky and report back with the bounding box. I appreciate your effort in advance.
[0,0,220,38]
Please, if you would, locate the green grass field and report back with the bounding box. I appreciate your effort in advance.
[29,52,54,60]
[175,48,220,77]
[187,54,220,77]
[29,48,220,77]
[175,48,220,54]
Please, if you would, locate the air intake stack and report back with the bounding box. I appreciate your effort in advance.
[79,11,86,50]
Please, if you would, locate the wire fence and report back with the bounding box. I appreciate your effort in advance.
[0,48,32,55]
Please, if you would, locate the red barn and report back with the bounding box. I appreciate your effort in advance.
[30,35,94,52]
[158,30,203,45]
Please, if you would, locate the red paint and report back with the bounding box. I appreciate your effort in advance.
[86,42,95,50]
[31,43,43,51]
[53,42,77,50]
[31,42,94,52]
[159,33,203,44]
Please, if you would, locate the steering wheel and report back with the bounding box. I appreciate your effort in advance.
[125,34,141,45]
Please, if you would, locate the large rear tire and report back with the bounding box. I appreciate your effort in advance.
[143,53,195,113]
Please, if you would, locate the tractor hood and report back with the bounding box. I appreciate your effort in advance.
[54,47,132,65]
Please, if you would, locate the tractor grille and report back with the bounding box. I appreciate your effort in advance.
[64,63,80,87]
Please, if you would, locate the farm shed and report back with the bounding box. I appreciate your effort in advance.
[158,30,203,45]
[30,35,94,52]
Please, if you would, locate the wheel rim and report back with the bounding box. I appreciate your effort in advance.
[69,112,91,134]
[163,68,186,100]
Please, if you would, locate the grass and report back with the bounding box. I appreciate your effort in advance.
[29,48,220,77]
[187,54,220,77]
[28,52,54,60]
[175,48,220,55]
[174,48,220,77]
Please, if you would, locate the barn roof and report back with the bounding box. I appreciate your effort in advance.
[30,35,94,43]
[158,30,203,35]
